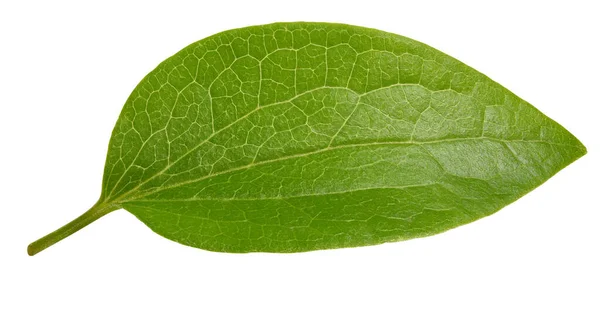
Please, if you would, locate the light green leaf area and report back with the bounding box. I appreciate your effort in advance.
[29,22,586,255]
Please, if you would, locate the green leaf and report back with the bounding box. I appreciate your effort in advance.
[28,22,586,255]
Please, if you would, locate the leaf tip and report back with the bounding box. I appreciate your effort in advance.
[579,141,588,157]
[571,137,587,160]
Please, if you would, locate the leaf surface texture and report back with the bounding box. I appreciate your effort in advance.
[94,23,586,252]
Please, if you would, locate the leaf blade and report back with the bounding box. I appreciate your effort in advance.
[102,22,586,252]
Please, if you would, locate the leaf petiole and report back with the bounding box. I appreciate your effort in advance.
[27,201,120,256]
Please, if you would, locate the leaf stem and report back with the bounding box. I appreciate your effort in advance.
[27,201,119,256]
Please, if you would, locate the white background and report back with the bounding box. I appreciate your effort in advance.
[1,1,598,311]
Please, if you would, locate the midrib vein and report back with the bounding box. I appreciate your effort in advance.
[107,68,581,204]
[125,183,440,203]
[119,136,577,202]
